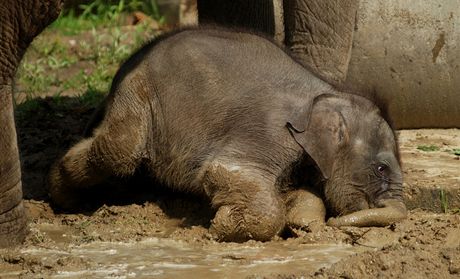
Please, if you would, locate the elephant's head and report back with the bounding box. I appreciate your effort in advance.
[287,92,406,227]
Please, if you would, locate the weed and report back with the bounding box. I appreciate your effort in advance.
[129,0,165,24]
[439,189,448,214]
[31,231,46,245]
[79,0,126,23]
[77,220,93,231]
[31,39,66,57]
[51,0,164,33]
[16,58,59,97]
[453,149,460,156]
[417,145,440,152]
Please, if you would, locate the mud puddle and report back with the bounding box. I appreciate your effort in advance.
[2,236,363,278]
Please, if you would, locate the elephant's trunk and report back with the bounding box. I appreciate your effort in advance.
[0,84,27,247]
[327,199,407,227]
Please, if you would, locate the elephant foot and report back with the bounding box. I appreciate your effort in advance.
[0,201,27,248]
[48,142,113,211]
[284,189,326,232]
[210,204,285,242]
[203,163,285,242]
[48,171,85,211]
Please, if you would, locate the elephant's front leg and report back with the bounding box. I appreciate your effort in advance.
[327,199,407,227]
[202,164,286,242]
[284,188,326,231]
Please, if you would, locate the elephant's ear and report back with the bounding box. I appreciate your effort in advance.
[287,95,349,179]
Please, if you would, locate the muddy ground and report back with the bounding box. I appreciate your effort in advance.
[0,97,458,278]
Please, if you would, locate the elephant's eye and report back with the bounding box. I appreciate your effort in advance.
[376,164,387,175]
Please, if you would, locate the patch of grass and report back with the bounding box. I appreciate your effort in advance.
[417,145,440,152]
[17,58,59,97]
[130,0,165,24]
[439,189,448,214]
[50,10,93,35]
[50,1,126,34]
[51,0,164,34]
[15,0,159,117]
[31,38,67,57]
[17,23,154,102]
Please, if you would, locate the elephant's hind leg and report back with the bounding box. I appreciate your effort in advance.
[49,118,147,210]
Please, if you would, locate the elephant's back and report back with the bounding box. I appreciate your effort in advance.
[141,28,314,132]
[134,28,313,190]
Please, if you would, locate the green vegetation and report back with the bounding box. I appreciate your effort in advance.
[439,189,449,214]
[453,149,460,156]
[51,0,164,34]
[15,0,161,112]
[416,145,440,152]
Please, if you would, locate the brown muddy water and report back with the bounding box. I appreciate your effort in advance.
[1,235,364,278]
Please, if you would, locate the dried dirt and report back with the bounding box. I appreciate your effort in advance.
[0,97,459,278]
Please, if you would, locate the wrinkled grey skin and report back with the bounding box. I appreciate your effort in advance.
[49,29,406,242]
[283,0,358,83]
[198,0,358,83]
[0,0,63,248]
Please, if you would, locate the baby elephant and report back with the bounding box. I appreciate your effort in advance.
[49,28,407,242]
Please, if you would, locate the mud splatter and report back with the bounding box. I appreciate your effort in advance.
[432,32,446,63]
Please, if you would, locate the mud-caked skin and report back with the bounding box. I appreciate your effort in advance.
[49,28,407,242]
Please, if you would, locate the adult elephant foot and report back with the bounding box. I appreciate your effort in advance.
[0,86,27,247]
[0,0,63,247]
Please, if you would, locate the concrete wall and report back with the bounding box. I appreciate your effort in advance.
[346,0,460,128]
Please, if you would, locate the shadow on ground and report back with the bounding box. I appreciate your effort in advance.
[16,96,214,228]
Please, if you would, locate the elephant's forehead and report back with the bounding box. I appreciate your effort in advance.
[351,119,395,152]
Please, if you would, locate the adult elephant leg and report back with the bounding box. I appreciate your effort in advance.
[283,0,359,83]
[0,85,27,247]
[197,0,285,43]
[0,0,63,247]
